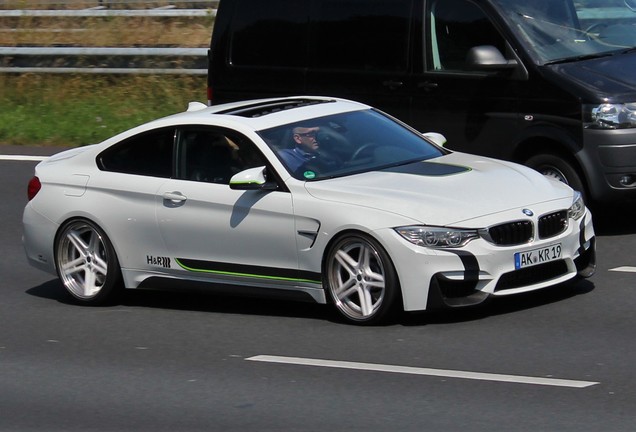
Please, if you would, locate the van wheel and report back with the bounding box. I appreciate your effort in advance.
[526,154,586,197]
[324,234,399,325]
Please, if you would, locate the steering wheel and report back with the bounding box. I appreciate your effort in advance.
[350,143,376,161]
[585,22,608,39]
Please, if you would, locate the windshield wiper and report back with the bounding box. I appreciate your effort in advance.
[544,51,617,65]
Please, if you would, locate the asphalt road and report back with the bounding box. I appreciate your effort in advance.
[2,147,636,431]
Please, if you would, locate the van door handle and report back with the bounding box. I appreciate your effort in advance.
[418,81,439,91]
[382,80,404,90]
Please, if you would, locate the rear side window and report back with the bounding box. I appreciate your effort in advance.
[98,128,175,178]
[230,0,308,67]
[313,0,412,72]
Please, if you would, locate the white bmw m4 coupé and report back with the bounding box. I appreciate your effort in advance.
[23,97,596,324]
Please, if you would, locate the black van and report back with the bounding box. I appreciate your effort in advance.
[208,0,636,204]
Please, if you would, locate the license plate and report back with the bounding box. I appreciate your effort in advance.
[514,244,562,270]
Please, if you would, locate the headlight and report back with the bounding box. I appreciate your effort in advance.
[395,226,480,248]
[586,103,636,129]
[568,191,585,220]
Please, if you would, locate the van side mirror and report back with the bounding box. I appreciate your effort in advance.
[229,166,278,191]
[466,45,518,70]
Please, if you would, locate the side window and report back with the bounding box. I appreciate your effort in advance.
[176,127,267,185]
[314,0,412,72]
[98,128,174,178]
[230,0,308,67]
[427,0,507,71]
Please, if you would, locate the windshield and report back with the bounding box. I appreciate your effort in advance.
[258,109,445,181]
[492,0,636,64]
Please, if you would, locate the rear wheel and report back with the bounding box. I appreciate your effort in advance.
[54,219,122,304]
[324,234,399,325]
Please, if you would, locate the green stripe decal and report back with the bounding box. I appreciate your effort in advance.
[175,258,322,285]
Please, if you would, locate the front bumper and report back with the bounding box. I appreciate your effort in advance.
[426,236,596,309]
[582,128,636,203]
[378,207,596,312]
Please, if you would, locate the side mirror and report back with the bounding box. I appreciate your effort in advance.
[423,132,447,147]
[229,166,278,191]
[466,45,518,70]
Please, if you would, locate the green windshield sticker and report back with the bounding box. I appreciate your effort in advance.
[303,171,316,179]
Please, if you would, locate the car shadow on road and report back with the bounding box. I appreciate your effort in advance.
[27,277,594,327]
[401,279,595,326]
[590,203,636,236]
[26,279,336,322]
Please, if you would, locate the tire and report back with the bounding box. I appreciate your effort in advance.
[324,234,399,325]
[526,153,586,198]
[54,219,122,305]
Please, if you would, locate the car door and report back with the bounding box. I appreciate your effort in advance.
[155,126,300,288]
[411,0,523,158]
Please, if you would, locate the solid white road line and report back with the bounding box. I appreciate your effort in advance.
[609,266,636,273]
[0,155,48,161]
[246,355,599,388]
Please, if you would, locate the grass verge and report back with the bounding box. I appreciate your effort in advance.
[0,73,206,147]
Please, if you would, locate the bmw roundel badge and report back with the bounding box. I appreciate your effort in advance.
[522,209,534,217]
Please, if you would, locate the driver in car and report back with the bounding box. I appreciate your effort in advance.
[278,126,321,174]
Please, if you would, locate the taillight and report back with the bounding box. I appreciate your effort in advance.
[207,86,213,106]
[27,176,41,201]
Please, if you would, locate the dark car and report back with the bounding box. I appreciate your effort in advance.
[208,0,636,204]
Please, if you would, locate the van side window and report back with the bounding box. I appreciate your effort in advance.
[230,0,307,68]
[314,0,412,72]
[427,0,507,71]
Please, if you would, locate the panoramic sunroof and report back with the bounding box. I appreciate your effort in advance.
[216,98,336,118]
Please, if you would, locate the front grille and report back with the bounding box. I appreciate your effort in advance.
[487,220,533,246]
[495,260,569,292]
[539,210,568,239]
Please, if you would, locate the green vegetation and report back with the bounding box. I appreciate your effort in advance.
[0,74,206,146]
[0,4,213,147]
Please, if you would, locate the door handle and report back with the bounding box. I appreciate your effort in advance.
[418,81,439,91]
[382,80,404,90]
[162,191,187,203]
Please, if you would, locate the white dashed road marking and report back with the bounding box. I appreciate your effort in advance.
[609,267,636,273]
[0,155,48,161]
[246,355,599,388]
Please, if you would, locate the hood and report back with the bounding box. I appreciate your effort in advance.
[544,51,636,101]
[304,152,573,226]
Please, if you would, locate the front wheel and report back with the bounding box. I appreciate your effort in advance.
[324,234,399,325]
[54,219,122,305]
[526,154,587,199]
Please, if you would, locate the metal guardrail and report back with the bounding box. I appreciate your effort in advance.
[0,6,214,74]
[0,1,218,8]
[1,47,207,55]
[0,47,209,74]
[0,8,215,16]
